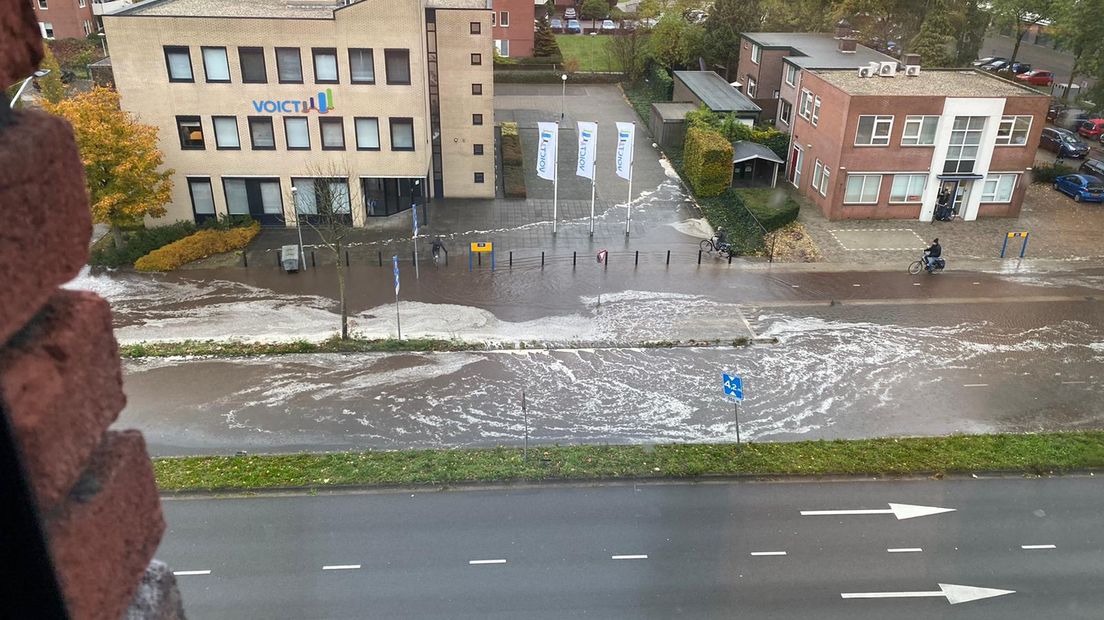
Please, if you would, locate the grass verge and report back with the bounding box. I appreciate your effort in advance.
[555,35,621,72]
[120,337,474,358]
[154,432,1104,492]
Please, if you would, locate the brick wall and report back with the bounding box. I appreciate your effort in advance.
[31,0,96,39]
[492,0,534,57]
[1,2,181,617]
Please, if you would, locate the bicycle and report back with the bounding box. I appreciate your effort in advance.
[700,237,735,258]
[908,255,945,275]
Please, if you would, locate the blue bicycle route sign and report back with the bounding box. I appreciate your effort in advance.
[722,373,744,401]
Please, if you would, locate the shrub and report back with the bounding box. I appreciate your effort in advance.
[736,188,800,231]
[697,190,766,256]
[500,123,526,199]
[135,222,260,271]
[90,221,196,268]
[1031,162,1074,184]
[683,126,733,197]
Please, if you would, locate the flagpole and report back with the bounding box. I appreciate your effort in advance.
[625,123,634,237]
[553,121,559,235]
[589,124,597,236]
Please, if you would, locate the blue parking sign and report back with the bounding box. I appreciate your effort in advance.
[722,373,743,401]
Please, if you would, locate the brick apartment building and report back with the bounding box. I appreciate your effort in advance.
[104,0,495,228]
[30,0,97,38]
[491,0,534,57]
[737,25,895,128]
[787,66,1048,222]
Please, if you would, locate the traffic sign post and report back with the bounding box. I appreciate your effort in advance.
[469,242,494,272]
[1000,231,1029,258]
[392,255,401,340]
[722,373,744,448]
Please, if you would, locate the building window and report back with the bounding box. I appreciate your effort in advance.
[82,20,91,36]
[79,0,86,7]
[39,22,54,38]
[187,178,216,221]
[472,83,482,95]
[901,115,939,146]
[746,77,757,98]
[201,47,230,83]
[354,117,380,150]
[275,47,303,84]
[224,178,283,219]
[819,167,830,197]
[284,117,310,150]
[844,174,882,204]
[474,143,484,155]
[790,146,803,187]
[384,49,410,85]
[996,115,1032,146]
[811,159,823,191]
[37,0,47,9]
[319,117,345,150]
[176,116,204,150]
[164,46,193,82]
[798,90,813,120]
[495,39,510,57]
[212,116,240,150]
[751,43,761,64]
[491,13,495,25]
[312,48,339,84]
[292,178,351,217]
[981,173,1017,202]
[390,117,415,151]
[499,11,509,26]
[811,96,821,126]
[779,100,792,125]
[473,113,483,126]
[349,48,375,84]
[238,47,266,83]
[475,172,485,183]
[785,63,797,86]
[944,116,985,174]
[470,21,481,34]
[471,53,482,65]
[855,115,893,146]
[248,117,276,150]
[889,174,927,202]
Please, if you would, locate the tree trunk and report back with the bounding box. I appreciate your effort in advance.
[111,223,125,250]
[1064,53,1080,101]
[336,244,348,340]
[1010,26,1026,64]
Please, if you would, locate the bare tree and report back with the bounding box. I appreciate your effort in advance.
[290,161,359,340]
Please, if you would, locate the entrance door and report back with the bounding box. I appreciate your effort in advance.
[788,145,803,186]
[952,180,971,216]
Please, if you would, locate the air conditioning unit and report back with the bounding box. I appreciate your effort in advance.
[857,66,875,78]
[867,61,881,74]
[905,64,921,77]
[879,61,898,76]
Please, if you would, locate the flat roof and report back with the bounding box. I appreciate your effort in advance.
[672,71,761,114]
[742,32,895,69]
[813,68,1046,97]
[651,102,699,122]
[118,0,484,18]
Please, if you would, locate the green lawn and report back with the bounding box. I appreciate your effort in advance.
[555,35,622,72]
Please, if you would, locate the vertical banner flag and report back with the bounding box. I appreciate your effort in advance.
[536,122,558,181]
[576,121,598,179]
[615,122,634,180]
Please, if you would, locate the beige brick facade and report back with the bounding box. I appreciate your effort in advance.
[104,0,494,228]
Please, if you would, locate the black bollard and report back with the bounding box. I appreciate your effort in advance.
[277,249,282,267]
[242,250,248,267]
[378,251,383,267]
[697,249,702,265]
[509,251,513,268]
[311,251,316,268]
[573,251,577,268]
[345,251,350,267]
[478,253,482,266]
[635,250,639,266]
[728,251,733,265]
[541,251,545,268]
[666,249,671,265]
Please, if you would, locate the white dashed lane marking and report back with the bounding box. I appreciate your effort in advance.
[1021,545,1056,550]
[173,570,212,576]
[322,565,361,571]
[469,559,507,565]
[611,555,648,560]
[887,548,923,553]
[750,551,787,556]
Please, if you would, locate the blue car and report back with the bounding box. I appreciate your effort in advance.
[1053,174,1104,202]
[566,19,582,33]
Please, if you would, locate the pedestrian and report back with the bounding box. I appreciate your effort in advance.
[431,236,447,265]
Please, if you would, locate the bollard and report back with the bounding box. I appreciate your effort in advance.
[378,251,383,267]
[311,251,316,268]
[541,251,545,269]
[242,250,248,267]
[478,253,482,266]
[728,251,733,265]
[345,251,350,267]
[509,251,513,268]
[605,253,609,269]
[277,249,282,267]
[573,251,577,268]
[635,250,639,266]
[697,249,702,265]
[666,249,670,265]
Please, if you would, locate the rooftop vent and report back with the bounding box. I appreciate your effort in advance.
[838,37,857,53]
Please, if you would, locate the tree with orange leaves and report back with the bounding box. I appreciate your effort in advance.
[45,87,173,249]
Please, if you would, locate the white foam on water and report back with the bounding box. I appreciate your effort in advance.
[669,218,714,239]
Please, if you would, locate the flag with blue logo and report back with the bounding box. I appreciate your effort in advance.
[722,373,743,401]
[536,122,558,181]
[614,122,634,180]
[576,121,597,179]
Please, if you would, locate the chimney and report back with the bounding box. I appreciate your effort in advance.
[903,53,921,67]
[838,37,857,53]
[834,18,852,40]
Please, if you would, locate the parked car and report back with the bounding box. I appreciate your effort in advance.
[1008,62,1032,74]
[1076,118,1104,140]
[550,17,563,31]
[1040,127,1090,158]
[1079,158,1104,178]
[683,8,708,23]
[566,19,582,33]
[983,60,1009,72]
[972,56,1004,67]
[1053,174,1104,202]
[600,19,616,32]
[563,7,576,19]
[1016,70,1055,86]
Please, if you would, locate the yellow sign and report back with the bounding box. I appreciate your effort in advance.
[470,242,493,253]
[1006,232,1028,238]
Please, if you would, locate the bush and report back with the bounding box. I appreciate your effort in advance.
[697,190,767,256]
[501,123,527,199]
[90,221,196,268]
[1031,162,1074,184]
[736,188,800,231]
[683,127,733,197]
[134,222,260,271]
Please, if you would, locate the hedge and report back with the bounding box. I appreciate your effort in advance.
[683,126,733,197]
[1031,162,1074,184]
[134,221,260,271]
[737,188,800,231]
[501,122,527,199]
[90,221,197,268]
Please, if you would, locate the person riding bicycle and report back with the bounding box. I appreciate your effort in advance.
[431,237,447,263]
[924,238,942,270]
[713,227,729,252]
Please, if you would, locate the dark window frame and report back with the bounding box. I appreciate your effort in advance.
[473,113,484,126]
[474,172,485,183]
[186,176,217,222]
[211,115,241,150]
[319,117,347,151]
[247,116,277,151]
[348,48,375,84]
[283,116,311,151]
[275,47,304,84]
[470,21,481,34]
[238,46,267,84]
[354,116,382,151]
[163,46,194,83]
[389,117,415,152]
[200,46,231,83]
[473,143,484,155]
[175,115,204,150]
[472,83,482,95]
[470,53,482,65]
[384,48,411,85]
[311,47,340,84]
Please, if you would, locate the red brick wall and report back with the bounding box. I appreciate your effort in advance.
[736,38,787,117]
[788,71,850,218]
[1,4,169,618]
[31,0,95,40]
[492,0,534,57]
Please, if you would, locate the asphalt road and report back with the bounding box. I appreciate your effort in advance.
[159,477,1104,619]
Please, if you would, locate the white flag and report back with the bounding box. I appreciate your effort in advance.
[615,122,634,180]
[576,121,598,180]
[536,122,558,181]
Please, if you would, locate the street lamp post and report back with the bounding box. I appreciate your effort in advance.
[560,73,567,121]
[97,32,107,57]
[290,186,304,270]
[7,70,50,110]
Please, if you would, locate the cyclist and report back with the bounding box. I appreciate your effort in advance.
[431,237,447,265]
[713,227,728,252]
[924,238,942,271]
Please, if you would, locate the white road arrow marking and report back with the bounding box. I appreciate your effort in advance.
[800,503,955,520]
[842,583,1015,605]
